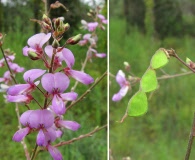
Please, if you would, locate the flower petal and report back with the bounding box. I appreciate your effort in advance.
[60,92,78,101]
[7,95,32,103]
[58,120,80,131]
[47,145,63,160]
[20,110,33,126]
[68,69,94,85]
[61,48,75,68]
[29,109,54,129]
[45,45,53,58]
[12,127,30,142]
[37,129,46,146]
[23,69,46,83]
[7,84,31,95]
[52,95,66,115]
[41,73,69,93]
[116,70,126,87]
[112,93,123,102]
[28,33,51,49]
[94,53,106,58]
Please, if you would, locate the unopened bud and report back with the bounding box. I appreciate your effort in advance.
[42,14,52,26]
[28,51,39,60]
[42,22,52,31]
[124,61,130,71]
[64,23,70,32]
[66,34,82,45]
[54,18,61,30]
[186,57,195,69]
[87,13,92,17]
[52,39,60,48]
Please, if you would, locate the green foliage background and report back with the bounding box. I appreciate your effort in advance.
[0,1,107,160]
[110,0,195,159]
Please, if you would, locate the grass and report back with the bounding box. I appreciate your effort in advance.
[110,18,195,160]
[0,25,107,159]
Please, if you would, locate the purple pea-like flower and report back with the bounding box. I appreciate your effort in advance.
[87,48,106,59]
[7,69,46,103]
[98,14,108,24]
[12,110,33,142]
[112,70,130,101]
[0,71,11,84]
[41,72,77,115]
[87,22,99,32]
[23,33,51,59]
[28,109,55,146]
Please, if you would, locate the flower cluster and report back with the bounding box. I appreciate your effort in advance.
[6,13,94,160]
[0,49,24,92]
[79,7,107,61]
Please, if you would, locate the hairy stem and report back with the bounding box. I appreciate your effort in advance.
[185,113,195,160]
[54,124,106,148]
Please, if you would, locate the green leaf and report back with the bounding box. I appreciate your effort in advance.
[150,48,169,69]
[127,91,148,116]
[141,69,158,92]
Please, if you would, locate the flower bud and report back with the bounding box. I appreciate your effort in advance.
[124,61,130,71]
[42,14,52,26]
[54,18,61,30]
[28,51,39,60]
[64,23,70,32]
[52,39,60,48]
[42,22,52,31]
[66,34,82,45]
[186,57,195,69]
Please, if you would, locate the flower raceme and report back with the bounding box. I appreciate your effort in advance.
[8,28,95,160]
[112,70,130,102]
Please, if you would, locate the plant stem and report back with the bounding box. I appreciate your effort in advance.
[185,112,195,160]
[168,49,195,73]
[30,144,38,160]
[54,124,107,147]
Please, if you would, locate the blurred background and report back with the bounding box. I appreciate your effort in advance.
[110,0,195,159]
[0,0,107,159]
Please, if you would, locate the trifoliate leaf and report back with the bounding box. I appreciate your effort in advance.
[127,91,148,116]
[150,48,169,69]
[141,69,158,92]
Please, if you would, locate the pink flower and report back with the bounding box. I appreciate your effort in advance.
[98,14,108,24]
[41,72,77,115]
[87,22,99,32]
[23,33,51,59]
[87,48,106,59]
[112,70,130,101]
[0,71,11,84]
[7,69,46,103]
